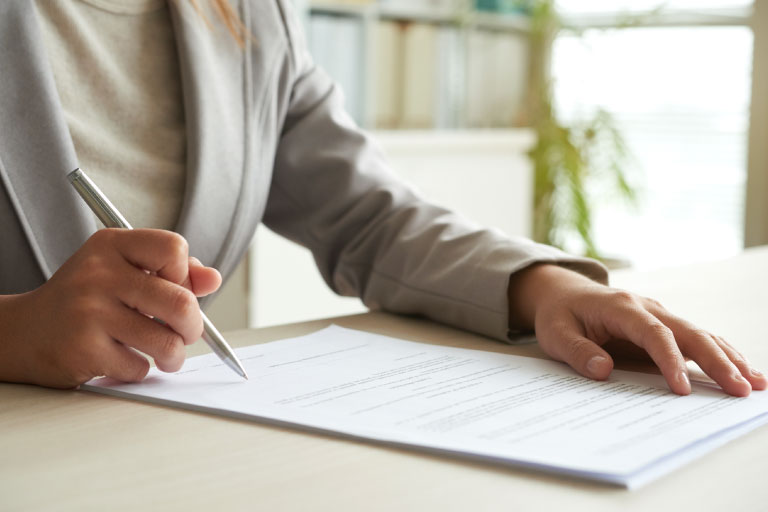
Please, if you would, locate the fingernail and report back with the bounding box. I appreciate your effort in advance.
[734,372,750,384]
[587,356,607,376]
[679,371,690,391]
[751,368,764,378]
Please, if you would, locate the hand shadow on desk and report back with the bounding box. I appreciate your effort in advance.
[86,375,166,387]
[602,338,721,390]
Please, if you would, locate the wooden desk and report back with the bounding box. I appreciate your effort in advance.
[4,248,768,510]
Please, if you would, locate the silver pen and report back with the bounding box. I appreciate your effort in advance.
[67,168,248,380]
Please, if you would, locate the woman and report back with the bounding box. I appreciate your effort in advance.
[0,0,762,396]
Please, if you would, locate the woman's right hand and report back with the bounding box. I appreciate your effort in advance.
[0,229,222,388]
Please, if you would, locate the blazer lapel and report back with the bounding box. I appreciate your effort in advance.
[169,1,246,270]
[0,2,250,279]
[0,2,96,280]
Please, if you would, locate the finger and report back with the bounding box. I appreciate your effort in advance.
[541,314,614,380]
[648,308,753,396]
[184,257,222,297]
[676,330,750,397]
[101,341,151,383]
[106,303,186,372]
[180,256,201,292]
[117,263,204,345]
[714,336,766,391]
[98,228,190,285]
[604,302,690,395]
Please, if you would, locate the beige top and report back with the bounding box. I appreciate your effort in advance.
[34,0,186,230]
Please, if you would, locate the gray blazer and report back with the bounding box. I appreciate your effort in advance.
[0,0,606,342]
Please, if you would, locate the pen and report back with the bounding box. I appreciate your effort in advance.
[67,168,249,380]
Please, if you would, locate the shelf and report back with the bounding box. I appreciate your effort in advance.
[372,129,536,153]
[308,1,530,33]
[377,3,461,25]
[309,2,374,18]
[561,6,753,30]
[308,2,752,32]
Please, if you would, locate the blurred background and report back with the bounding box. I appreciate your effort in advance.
[207,0,768,330]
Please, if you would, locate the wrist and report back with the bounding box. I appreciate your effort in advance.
[0,292,35,384]
[507,263,593,331]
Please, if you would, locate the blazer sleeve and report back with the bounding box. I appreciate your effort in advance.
[262,0,609,343]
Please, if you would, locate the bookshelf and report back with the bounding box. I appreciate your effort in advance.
[301,0,532,130]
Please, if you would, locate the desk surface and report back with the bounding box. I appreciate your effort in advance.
[4,248,768,510]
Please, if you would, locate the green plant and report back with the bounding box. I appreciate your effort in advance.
[523,0,637,259]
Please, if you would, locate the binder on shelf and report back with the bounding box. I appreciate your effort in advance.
[399,23,465,130]
[490,31,528,127]
[466,29,494,128]
[466,29,528,128]
[374,20,404,129]
[401,23,439,128]
[309,14,367,125]
[435,25,464,129]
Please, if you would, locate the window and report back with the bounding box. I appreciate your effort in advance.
[552,1,753,268]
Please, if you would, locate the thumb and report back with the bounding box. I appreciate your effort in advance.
[543,327,614,380]
[184,257,222,297]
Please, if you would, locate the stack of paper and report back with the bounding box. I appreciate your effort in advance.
[85,326,768,489]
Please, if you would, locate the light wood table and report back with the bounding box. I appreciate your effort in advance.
[4,248,768,511]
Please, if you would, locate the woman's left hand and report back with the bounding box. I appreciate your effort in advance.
[507,264,767,397]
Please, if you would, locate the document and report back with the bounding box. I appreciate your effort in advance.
[84,326,768,489]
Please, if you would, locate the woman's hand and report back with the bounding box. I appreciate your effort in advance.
[508,263,767,397]
[0,229,221,388]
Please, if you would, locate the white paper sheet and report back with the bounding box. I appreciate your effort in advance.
[84,325,768,488]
